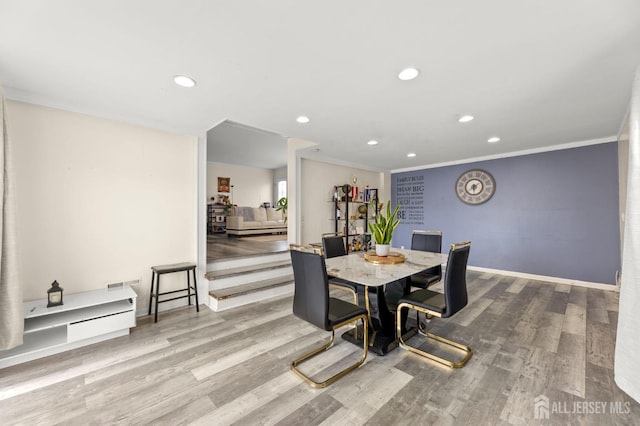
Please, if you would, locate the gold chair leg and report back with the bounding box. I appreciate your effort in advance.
[291,314,368,388]
[396,304,472,368]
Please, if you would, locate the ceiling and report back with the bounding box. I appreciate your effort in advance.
[207,120,287,170]
[2,1,639,172]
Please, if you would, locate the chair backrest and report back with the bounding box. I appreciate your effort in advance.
[289,245,331,330]
[411,230,442,253]
[442,241,471,318]
[322,234,347,258]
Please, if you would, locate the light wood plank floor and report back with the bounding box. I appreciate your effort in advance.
[207,234,288,261]
[1,271,639,425]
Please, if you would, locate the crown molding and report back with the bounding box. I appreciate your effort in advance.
[391,137,617,174]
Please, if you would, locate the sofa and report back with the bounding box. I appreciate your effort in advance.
[226,206,287,236]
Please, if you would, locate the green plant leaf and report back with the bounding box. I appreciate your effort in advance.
[370,201,401,244]
[275,197,288,223]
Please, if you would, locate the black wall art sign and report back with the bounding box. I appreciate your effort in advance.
[395,175,425,225]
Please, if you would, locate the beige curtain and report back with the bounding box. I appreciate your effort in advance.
[0,88,23,350]
[615,66,640,403]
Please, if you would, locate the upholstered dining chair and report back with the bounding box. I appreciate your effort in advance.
[322,233,359,304]
[408,230,443,289]
[396,241,473,368]
[289,244,369,388]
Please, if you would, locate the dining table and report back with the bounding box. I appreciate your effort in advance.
[324,247,446,355]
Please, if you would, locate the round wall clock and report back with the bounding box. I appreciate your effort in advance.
[455,169,496,205]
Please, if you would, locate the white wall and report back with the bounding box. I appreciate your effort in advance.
[273,166,287,181]
[300,158,385,244]
[287,138,317,245]
[619,122,629,254]
[615,66,640,403]
[8,101,197,313]
[207,162,273,207]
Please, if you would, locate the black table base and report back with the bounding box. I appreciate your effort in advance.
[341,278,414,356]
[342,324,417,356]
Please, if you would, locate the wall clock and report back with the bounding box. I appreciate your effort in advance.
[455,169,496,205]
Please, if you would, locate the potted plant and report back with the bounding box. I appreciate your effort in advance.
[369,201,401,256]
[276,196,288,223]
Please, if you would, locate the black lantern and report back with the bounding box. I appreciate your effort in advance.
[47,280,63,307]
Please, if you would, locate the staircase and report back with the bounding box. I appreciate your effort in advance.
[206,251,293,311]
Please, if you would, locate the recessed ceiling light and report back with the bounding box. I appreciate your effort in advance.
[458,115,474,123]
[488,136,501,143]
[173,75,196,88]
[311,148,320,152]
[407,153,417,158]
[367,140,379,145]
[398,67,419,81]
[296,116,310,124]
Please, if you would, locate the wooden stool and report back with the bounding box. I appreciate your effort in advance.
[148,262,199,322]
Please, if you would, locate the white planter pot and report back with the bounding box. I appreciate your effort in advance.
[375,244,390,257]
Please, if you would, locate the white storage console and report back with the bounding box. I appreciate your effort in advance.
[0,286,137,369]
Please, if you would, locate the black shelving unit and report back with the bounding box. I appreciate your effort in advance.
[332,186,378,252]
[207,204,227,234]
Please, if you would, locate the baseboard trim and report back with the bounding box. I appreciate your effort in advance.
[467,265,619,292]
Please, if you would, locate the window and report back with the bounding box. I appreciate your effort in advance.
[277,180,287,200]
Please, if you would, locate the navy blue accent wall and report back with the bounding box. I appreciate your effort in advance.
[391,143,621,284]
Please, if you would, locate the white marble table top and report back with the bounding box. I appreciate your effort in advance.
[324,248,446,287]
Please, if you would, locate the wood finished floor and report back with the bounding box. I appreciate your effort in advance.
[1,271,639,425]
[207,234,288,262]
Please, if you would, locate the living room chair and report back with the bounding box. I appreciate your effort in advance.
[408,230,443,289]
[289,244,369,388]
[322,233,359,304]
[396,241,473,368]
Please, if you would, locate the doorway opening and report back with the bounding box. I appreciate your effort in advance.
[206,120,288,262]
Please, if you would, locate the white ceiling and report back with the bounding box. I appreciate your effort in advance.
[207,120,287,170]
[2,1,639,171]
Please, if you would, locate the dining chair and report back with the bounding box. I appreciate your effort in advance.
[322,233,359,304]
[408,230,443,289]
[396,241,473,368]
[289,244,369,388]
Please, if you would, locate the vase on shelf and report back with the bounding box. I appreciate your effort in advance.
[375,244,390,257]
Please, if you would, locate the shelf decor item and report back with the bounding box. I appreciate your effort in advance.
[369,201,401,257]
[341,184,351,201]
[47,280,64,307]
[357,204,367,218]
